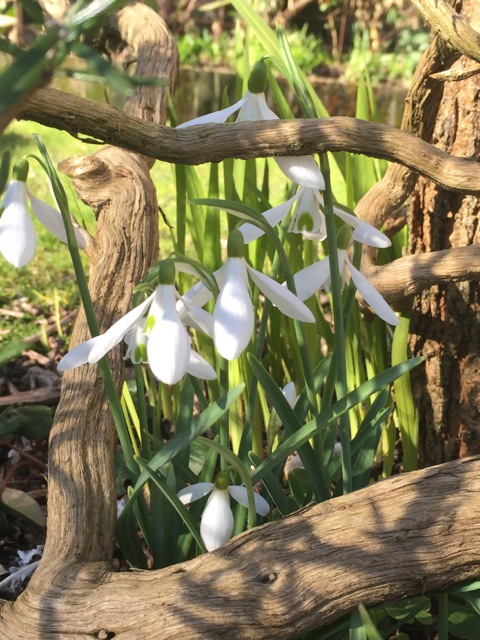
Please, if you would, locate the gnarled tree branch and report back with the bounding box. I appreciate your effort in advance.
[410,0,480,64]
[17,88,480,195]
[1,456,479,639]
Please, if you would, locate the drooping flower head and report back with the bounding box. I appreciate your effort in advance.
[180,230,315,360]
[177,59,325,192]
[292,225,399,326]
[0,159,87,268]
[178,470,270,552]
[239,187,391,249]
[58,259,217,384]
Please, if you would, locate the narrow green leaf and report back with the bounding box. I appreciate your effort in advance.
[358,605,383,640]
[252,357,423,482]
[136,457,207,555]
[248,451,287,516]
[0,30,60,119]
[249,354,330,502]
[173,376,195,472]
[0,150,11,194]
[115,493,148,569]
[392,315,418,471]
[122,384,245,510]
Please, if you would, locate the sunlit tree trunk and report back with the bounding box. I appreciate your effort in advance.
[409,0,480,466]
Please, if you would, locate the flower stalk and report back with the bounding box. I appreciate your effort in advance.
[320,153,352,494]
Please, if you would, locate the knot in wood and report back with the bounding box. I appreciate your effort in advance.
[258,571,277,584]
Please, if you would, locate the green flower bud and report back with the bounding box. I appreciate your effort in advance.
[248,59,268,94]
[158,259,176,285]
[12,158,29,183]
[227,229,245,258]
[214,470,230,491]
[336,224,352,250]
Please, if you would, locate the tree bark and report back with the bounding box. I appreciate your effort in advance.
[17,90,480,194]
[409,0,480,466]
[0,456,479,639]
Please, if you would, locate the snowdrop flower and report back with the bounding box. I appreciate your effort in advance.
[0,160,86,267]
[292,226,399,326]
[177,59,325,192]
[58,260,217,384]
[178,471,270,552]
[239,187,391,248]
[177,60,279,127]
[181,230,315,360]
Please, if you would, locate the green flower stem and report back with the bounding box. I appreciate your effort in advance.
[342,241,363,325]
[218,357,230,470]
[135,364,152,459]
[197,437,258,531]
[319,153,352,494]
[33,137,138,479]
[269,230,318,419]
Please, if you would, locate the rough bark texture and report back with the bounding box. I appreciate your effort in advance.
[409,0,480,466]
[0,456,479,639]
[356,33,460,233]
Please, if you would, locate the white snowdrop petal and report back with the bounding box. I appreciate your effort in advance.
[177,482,214,504]
[228,485,270,517]
[238,193,300,243]
[2,180,26,208]
[124,319,148,363]
[28,193,67,242]
[275,156,325,190]
[256,93,280,121]
[0,198,36,267]
[28,192,87,250]
[214,258,254,360]
[200,489,234,552]
[179,296,214,337]
[177,273,218,313]
[333,207,391,248]
[290,188,327,240]
[87,293,155,363]
[236,93,264,122]
[282,381,298,409]
[346,257,399,325]
[247,265,314,323]
[292,259,331,301]
[57,336,103,371]
[187,349,217,380]
[147,311,191,384]
[176,97,247,128]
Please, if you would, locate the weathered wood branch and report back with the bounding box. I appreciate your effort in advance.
[410,0,480,64]
[356,34,459,231]
[19,0,175,583]
[1,456,479,639]
[17,87,480,195]
[366,245,480,306]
